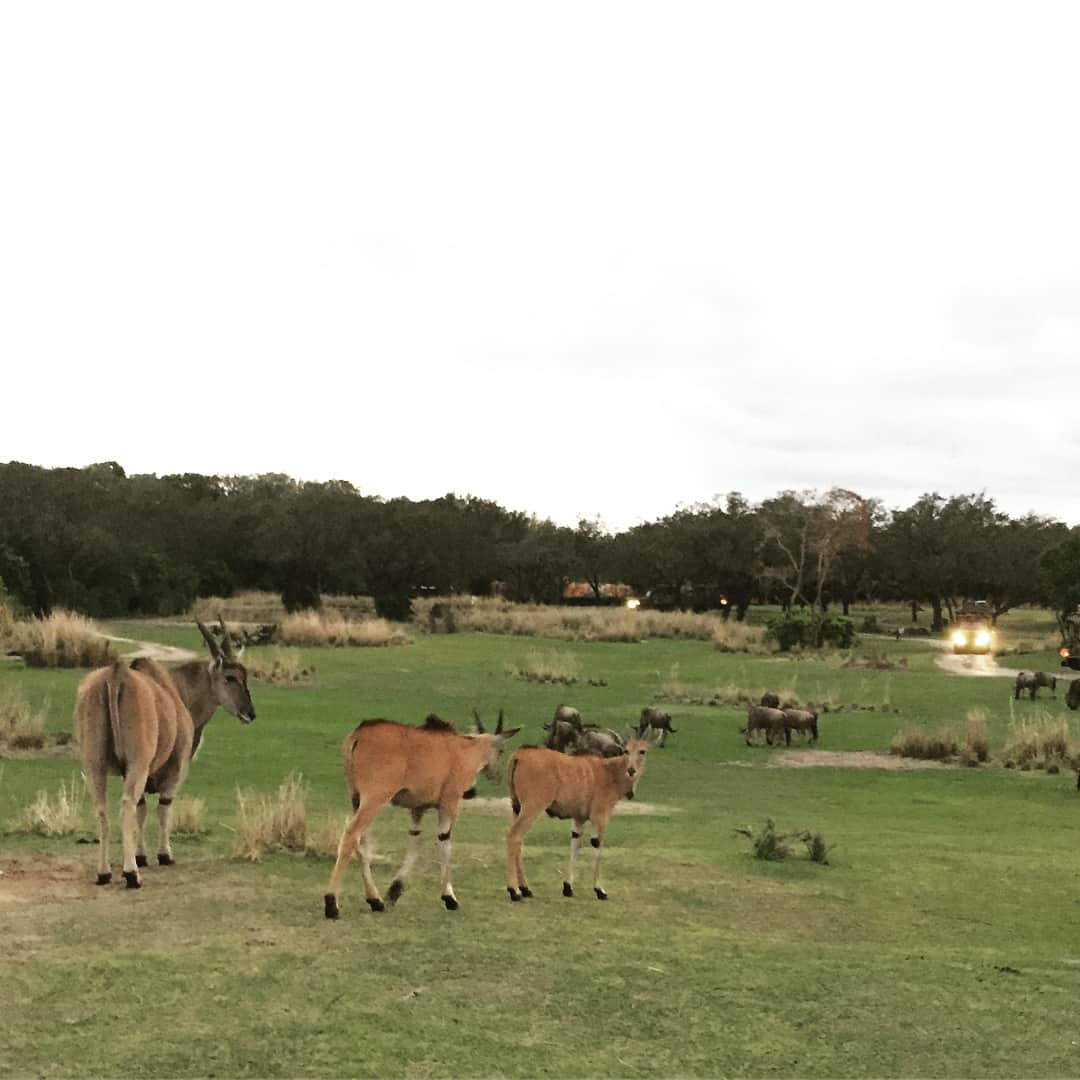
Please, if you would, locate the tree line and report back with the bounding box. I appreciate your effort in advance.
[1,462,1078,630]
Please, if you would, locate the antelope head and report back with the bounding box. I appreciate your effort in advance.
[472,708,521,780]
[619,735,657,799]
[197,617,256,724]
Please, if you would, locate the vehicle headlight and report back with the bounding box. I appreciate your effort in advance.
[974,629,992,647]
[951,630,968,646]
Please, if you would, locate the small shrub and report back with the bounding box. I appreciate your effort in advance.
[999,713,1078,772]
[734,818,790,861]
[233,773,307,860]
[7,610,113,669]
[964,709,991,763]
[11,776,87,836]
[508,650,581,685]
[245,647,316,685]
[0,690,48,751]
[278,611,411,648]
[889,725,959,760]
[710,622,771,654]
[765,610,856,651]
[800,831,831,864]
[305,815,351,859]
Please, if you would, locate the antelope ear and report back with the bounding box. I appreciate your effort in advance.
[498,726,522,742]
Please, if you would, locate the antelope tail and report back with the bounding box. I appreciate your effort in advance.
[507,755,521,816]
[104,661,125,764]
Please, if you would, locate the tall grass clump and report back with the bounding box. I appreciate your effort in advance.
[1000,713,1078,771]
[190,592,375,624]
[244,647,316,684]
[7,610,113,669]
[889,725,960,761]
[170,797,207,836]
[233,773,307,860]
[0,689,48,751]
[10,776,88,836]
[277,611,411,648]
[711,621,770,654]
[508,649,581,685]
[962,708,991,764]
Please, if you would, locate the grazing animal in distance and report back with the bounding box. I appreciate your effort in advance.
[1067,679,1080,712]
[760,692,781,709]
[1014,671,1057,700]
[544,705,588,753]
[637,707,676,747]
[505,732,658,901]
[574,727,627,758]
[73,618,255,888]
[323,710,520,919]
[782,707,819,743]
[744,705,790,746]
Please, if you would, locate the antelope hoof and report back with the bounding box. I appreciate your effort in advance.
[96,872,112,886]
[507,887,522,902]
[158,853,174,867]
[442,894,459,911]
[122,871,142,890]
[563,882,574,897]
[387,879,404,904]
[324,894,340,919]
[135,854,148,869]
[366,898,386,913]
[594,887,608,901]
[518,885,533,899]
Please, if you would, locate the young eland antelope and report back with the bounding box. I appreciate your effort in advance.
[505,732,657,902]
[323,710,520,919]
[73,618,255,888]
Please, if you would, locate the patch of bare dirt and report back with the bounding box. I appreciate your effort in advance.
[464,796,681,816]
[935,652,1024,679]
[769,750,956,770]
[106,636,198,664]
[0,854,102,907]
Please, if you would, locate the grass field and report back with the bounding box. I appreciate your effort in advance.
[2,609,1080,1078]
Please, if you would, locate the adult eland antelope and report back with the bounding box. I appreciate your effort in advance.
[73,618,255,888]
[504,730,658,902]
[323,709,520,919]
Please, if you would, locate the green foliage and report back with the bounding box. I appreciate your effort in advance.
[765,609,856,650]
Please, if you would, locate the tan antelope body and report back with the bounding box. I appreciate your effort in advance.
[324,711,519,919]
[73,620,255,888]
[505,736,655,902]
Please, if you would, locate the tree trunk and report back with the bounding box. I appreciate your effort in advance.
[930,597,944,632]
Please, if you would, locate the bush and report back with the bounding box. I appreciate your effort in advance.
[7,610,113,669]
[234,774,307,860]
[890,725,960,760]
[765,609,856,651]
[10,776,88,836]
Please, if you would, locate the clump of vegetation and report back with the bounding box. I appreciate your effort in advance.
[710,621,771,654]
[508,649,581,686]
[841,652,907,670]
[963,709,991,764]
[191,592,375,625]
[244,647,316,685]
[6,610,113,669]
[0,689,47,750]
[305,814,349,859]
[734,819,831,864]
[277,611,411,648]
[233,773,307,860]
[999,713,1078,772]
[170,796,207,836]
[765,610,857,651]
[10,776,88,836]
[889,725,960,761]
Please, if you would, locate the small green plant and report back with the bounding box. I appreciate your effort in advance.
[734,819,831,864]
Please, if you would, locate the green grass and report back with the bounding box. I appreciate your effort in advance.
[2,617,1080,1077]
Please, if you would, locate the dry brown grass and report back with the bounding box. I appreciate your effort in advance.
[190,592,375,624]
[277,611,411,648]
[963,709,991,764]
[507,649,581,686]
[10,776,88,836]
[889,725,961,761]
[0,689,48,751]
[412,596,768,647]
[7,610,113,669]
[233,773,307,860]
[244,647,316,684]
[1000,713,1078,771]
[170,797,206,836]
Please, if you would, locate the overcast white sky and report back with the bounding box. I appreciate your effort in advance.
[3,2,1078,532]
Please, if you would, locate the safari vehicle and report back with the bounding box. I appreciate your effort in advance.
[1059,607,1080,671]
[948,600,994,655]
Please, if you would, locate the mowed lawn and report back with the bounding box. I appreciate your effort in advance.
[2,621,1080,1078]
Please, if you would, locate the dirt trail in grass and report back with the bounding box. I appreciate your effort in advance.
[105,635,198,664]
[465,797,681,816]
[770,750,955,770]
[0,855,100,907]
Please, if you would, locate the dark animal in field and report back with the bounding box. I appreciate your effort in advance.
[637,707,676,747]
[760,692,781,709]
[505,731,658,901]
[1066,679,1080,712]
[544,705,590,753]
[323,709,520,919]
[1014,671,1057,700]
[73,618,255,888]
[782,708,818,743]
[575,727,627,758]
[744,705,790,746]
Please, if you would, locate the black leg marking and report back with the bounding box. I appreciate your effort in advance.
[462,787,477,800]
[571,831,581,839]
[137,797,146,808]
[367,898,386,913]
[590,837,601,849]
[122,871,141,890]
[159,797,173,807]
[387,879,405,904]
[511,798,521,816]
[96,872,112,886]
[351,792,360,811]
[437,830,451,842]
[563,881,574,897]
[442,894,459,911]
[508,887,522,902]
[408,829,421,837]
[135,854,148,868]
[158,853,174,866]
[519,885,533,898]
[324,893,340,919]
[594,887,608,900]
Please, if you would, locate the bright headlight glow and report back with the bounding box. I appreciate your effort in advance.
[625,598,640,610]
[951,630,968,646]
[974,629,992,647]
